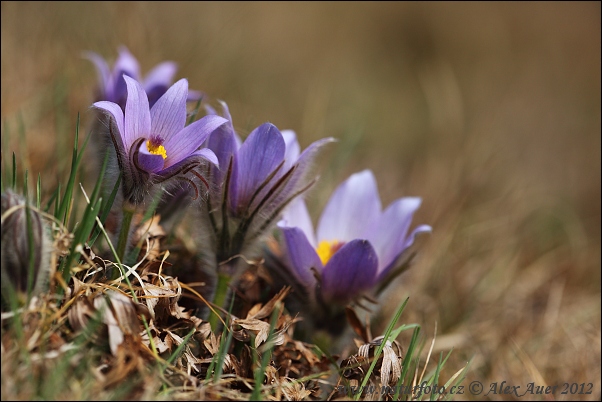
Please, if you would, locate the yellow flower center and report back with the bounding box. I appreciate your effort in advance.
[146,140,167,160]
[316,240,344,265]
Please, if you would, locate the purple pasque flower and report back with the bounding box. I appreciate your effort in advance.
[278,170,431,305]
[198,101,334,276]
[85,45,201,109]
[93,76,227,205]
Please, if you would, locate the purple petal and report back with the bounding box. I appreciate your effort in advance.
[144,61,179,107]
[203,102,240,149]
[230,123,285,209]
[187,89,204,103]
[113,46,141,104]
[150,78,187,142]
[123,76,151,150]
[279,197,316,247]
[317,170,382,243]
[216,100,237,141]
[281,130,300,171]
[146,85,170,108]
[93,101,125,140]
[366,197,423,274]
[321,239,378,303]
[282,227,323,287]
[191,148,218,166]
[206,124,238,184]
[378,224,432,281]
[163,115,227,168]
[284,136,334,189]
[143,61,177,92]
[262,136,335,224]
[137,141,165,173]
[404,224,431,248]
[114,46,141,77]
[216,101,244,149]
[205,104,217,115]
[154,150,216,181]
[83,51,111,100]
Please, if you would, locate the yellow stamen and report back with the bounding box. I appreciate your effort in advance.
[146,140,167,159]
[316,240,343,265]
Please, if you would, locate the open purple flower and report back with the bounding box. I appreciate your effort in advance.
[93,76,227,204]
[85,45,201,109]
[196,101,334,278]
[277,170,431,305]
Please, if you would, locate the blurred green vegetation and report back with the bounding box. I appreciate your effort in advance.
[2,2,600,400]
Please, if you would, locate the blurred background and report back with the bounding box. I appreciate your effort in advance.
[2,2,600,400]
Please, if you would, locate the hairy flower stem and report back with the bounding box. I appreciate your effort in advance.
[116,203,135,269]
[209,271,231,331]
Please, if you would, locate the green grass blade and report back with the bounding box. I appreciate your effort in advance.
[52,182,61,216]
[24,199,35,303]
[429,352,444,401]
[1,120,9,192]
[56,114,92,227]
[187,97,203,125]
[89,171,121,247]
[251,302,281,400]
[12,152,17,189]
[23,169,28,199]
[17,112,28,174]
[213,296,236,383]
[55,114,79,224]
[36,173,41,209]
[165,327,196,367]
[204,351,219,382]
[395,326,421,400]
[441,358,471,401]
[420,347,454,387]
[89,152,114,246]
[43,183,61,212]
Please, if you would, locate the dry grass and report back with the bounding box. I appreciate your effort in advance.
[2,2,600,400]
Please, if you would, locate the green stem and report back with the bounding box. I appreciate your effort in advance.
[209,271,231,331]
[116,203,135,266]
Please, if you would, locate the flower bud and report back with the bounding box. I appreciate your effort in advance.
[1,190,52,301]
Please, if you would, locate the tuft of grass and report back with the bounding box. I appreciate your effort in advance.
[57,129,106,284]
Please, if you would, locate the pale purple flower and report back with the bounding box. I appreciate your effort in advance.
[277,170,431,305]
[85,45,201,109]
[93,76,227,204]
[197,101,334,278]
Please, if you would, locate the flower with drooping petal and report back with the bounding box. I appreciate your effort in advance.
[195,101,334,280]
[93,76,228,205]
[276,170,431,306]
[85,45,201,109]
